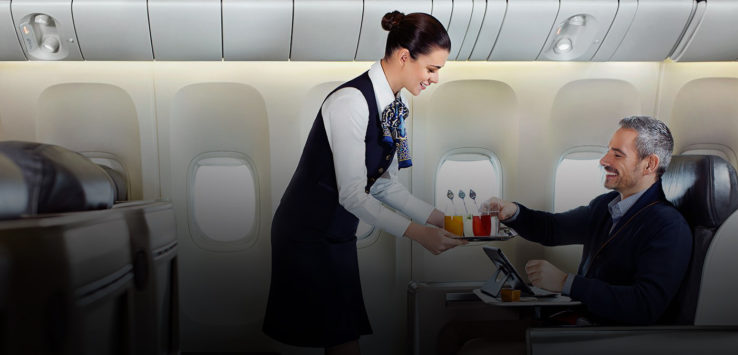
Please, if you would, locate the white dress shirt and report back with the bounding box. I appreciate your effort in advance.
[321,61,435,238]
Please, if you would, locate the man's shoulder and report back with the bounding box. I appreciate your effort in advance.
[645,201,691,236]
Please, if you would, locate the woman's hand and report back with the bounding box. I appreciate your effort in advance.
[404,222,466,255]
[479,197,519,221]
[426,208,445,228]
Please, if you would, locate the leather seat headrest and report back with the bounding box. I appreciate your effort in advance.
[0,153,29,220]
[0,141,115,214]
[662,155,738,228]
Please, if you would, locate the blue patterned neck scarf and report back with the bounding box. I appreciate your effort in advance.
[380,97,412,169]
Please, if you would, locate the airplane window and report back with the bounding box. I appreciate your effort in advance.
[435,151,501,217]
[554,150,609,212]
[190,156,257,243]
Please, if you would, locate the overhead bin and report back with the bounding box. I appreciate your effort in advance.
[223,0,292,61]
[431,0,452,29]
[445,0,473,60]
[593,0,695,61]
[0,0,25,60]
[671,0,738,61]
[11,0,83,60]
[468,0,506,61]
[149,0,222,61]
[489,0,559,61]
[456,0,487,61]
[537,0,618,61]
[291,0,362,61]
[354,0,432,61]
[73,0,153,60]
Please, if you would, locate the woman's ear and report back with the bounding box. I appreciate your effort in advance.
[397,48,410,65]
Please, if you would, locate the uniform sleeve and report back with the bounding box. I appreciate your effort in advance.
[322,88,412,238]
[370,158,434,224]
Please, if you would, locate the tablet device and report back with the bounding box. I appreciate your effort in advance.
[481,246,558,298]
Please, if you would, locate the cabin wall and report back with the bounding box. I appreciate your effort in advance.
[0,60,736,353]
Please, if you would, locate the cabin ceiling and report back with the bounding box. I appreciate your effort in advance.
[0,0,736,62]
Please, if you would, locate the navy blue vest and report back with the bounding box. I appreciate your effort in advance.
[278,71,396,239]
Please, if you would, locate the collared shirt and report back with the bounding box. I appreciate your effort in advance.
[320,61,434,238]
[562,187,651,295]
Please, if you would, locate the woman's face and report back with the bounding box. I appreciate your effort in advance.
[401,47,449,96]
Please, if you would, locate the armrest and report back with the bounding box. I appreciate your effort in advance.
[527,325,738,355]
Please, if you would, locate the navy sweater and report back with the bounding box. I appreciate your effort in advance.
[506,180,692,325]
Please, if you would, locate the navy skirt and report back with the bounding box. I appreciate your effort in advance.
[262,203,372,347]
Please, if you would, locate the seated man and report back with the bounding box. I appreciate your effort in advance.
[486,116,692,325]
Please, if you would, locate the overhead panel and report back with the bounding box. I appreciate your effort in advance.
[291,0,362,61]
[671,0,738,61]
[355,0,432,61]
[456,0,487,61]
[73,0,153,60]
[431,0,452,29]
[537,0,618,61]
[489,0,559,61]
[223,0,292,61]
[595,0,695,61]
[591,0,637,61]
[11,0,83,60]
[0,0,25,60]
[446,0,473,60]
[149,0,222,61]
[468,0,506,61]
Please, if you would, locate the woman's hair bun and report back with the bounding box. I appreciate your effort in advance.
[381,11,405,31]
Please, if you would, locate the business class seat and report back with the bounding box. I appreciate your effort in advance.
[0,153,28,220]
[527,155,738,354]
[0,141,178,355]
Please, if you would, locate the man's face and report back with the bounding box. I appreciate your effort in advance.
[600,128,650,197]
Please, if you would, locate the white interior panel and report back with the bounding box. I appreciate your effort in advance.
[36,83,144,199]
[148,0,222,61]
[0,0,25,60]
[456,0,487,61]
[591,0,637,61]
[223,0,292,61]
[412,79,519,281]
[489,0,559,61]
[446,0,473,60]
[11,0,83,60]
[291,0,362,61]
[695,210,738,325]
[431,0,452,29]
[537,0,618,61]
[671,0,738,62]
[73,0,153,60]
[355,0,432,61]
[604,0,695,61]
[468,0,506,61]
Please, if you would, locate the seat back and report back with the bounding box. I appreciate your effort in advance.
[661,155,738,324]
[0,154,28,220]
[0,141,115,214]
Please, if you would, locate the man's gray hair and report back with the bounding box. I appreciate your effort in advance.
[618,116,674,177]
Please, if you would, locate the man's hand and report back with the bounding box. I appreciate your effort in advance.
[479,197,519,221]
[525,260,567,292]
[404,222,466,255]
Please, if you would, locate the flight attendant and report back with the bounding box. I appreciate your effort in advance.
[263,11,462,354]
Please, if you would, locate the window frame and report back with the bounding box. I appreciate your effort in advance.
[433,147,504,208]
[186,151,260,252]
[553,145,608,212]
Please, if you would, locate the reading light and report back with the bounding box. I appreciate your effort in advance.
[568,15,585,26]
[554,38,573,54]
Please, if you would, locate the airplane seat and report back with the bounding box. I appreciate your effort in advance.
[98,164,129,202]
[526,155,738,354]
[0,153,29,220]
[0,141,115,214]
[661,154,738,325]
[0,211,135,354]
[112,200,179,355]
